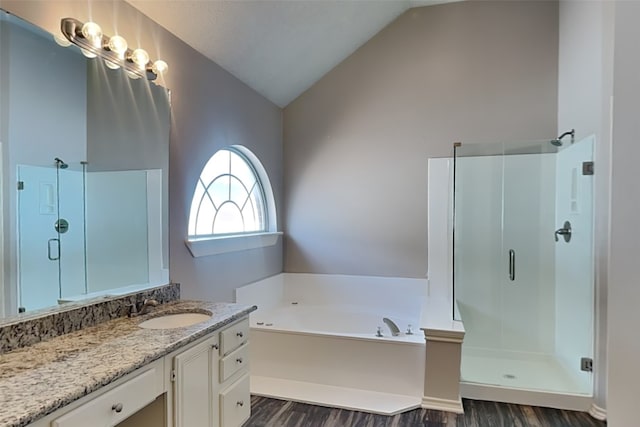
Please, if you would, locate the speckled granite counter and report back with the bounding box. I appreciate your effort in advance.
[0,300,256,427]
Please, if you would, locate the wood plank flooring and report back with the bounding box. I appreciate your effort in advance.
[244,396,606,427]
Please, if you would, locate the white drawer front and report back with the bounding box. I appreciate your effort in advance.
[220,343,249,382]
[52,366,159,427]
[219,374,250,427]
[220,320,249,355]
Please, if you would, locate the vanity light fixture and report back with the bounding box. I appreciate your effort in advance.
[60,17,168,80]
[53,34,72,48]
[107,35,128,57]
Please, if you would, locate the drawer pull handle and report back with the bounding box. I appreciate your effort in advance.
[236,332,244,338]
[112,403,124,413]
[236,357,243,364]
[212,343,219,350]
[237,400,244,407]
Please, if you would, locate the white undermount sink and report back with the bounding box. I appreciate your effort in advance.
[138,312,212,329]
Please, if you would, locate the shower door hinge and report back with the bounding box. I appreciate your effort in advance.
[581,357,593,372]
[582,161,594,175]
[17,181,24,190]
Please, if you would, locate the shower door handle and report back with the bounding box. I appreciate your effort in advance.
[47,238,60,261]
[555,221,572,243]
[508,249,515,281]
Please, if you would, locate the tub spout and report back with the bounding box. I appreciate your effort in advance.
[383,317,401,336]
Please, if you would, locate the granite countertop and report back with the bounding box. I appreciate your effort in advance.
[0,300,256,427]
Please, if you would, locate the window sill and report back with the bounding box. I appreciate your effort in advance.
[185,232,283,258]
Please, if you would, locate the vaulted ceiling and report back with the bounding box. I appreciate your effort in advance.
[126,0,456,107]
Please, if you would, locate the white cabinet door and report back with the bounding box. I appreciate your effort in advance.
[173,335,219,427]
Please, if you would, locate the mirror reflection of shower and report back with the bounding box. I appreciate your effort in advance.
[17,160,165,312]
[17,159,87,312]
[550,129,575,147]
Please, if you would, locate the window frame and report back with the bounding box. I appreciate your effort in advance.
[185,145,281,257]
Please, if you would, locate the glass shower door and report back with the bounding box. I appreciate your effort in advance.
[17,164,60,311]
[17,162,86,311]
[454,138,594,395]
[500,144,560,390]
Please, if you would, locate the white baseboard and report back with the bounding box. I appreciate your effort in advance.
[251,376,421,416]
[421,395,464,414]
[589,403,606,421]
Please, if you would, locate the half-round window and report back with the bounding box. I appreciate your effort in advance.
[188,147,270,238]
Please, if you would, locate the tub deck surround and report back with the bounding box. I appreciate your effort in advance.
[419,296,465,414]
[0,283,180,354]
[419,296,465,342]
[238,273,467,415]
[250,303,425,343]
[0,300,257,427]
[237,273,432,415]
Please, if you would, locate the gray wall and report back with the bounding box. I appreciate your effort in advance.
[283,1,558,277]
[608,2,640,424]
[0,0,283,302]
[557,0,614,413]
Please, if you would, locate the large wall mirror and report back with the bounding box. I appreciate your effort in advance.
[0,10,170,318]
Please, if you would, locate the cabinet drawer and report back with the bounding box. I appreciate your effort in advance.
[219,374,250,427]
[52,365,159,427]
[220,343,249,382]
[220,319,249,355]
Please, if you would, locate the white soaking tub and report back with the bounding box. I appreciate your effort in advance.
[236,273,428,415]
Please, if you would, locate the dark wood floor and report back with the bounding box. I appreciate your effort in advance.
[244,396,606,427]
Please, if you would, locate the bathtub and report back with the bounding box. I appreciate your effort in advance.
[236,273,428,415]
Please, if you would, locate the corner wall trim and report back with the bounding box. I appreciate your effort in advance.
[421,395,464,414]
[589,403,606,421]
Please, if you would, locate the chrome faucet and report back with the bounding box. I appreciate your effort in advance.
[129,299,159,317]
[383,317,401,336]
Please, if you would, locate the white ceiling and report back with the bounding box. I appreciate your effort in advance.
[126,0,455,107]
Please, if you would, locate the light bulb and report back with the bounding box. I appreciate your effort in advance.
[81,48,97,59]
[81,22,102,46]
[53,34,71,47]
[130,48,149,68]
[108,35,128,57]
[151,60,168,75]
[104,59,120,70]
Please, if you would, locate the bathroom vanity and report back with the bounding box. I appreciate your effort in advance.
[0,298,255,427]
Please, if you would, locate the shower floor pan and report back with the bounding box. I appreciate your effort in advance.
[460,346,593,412]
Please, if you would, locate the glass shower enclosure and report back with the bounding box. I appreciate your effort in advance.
[17,161,87,311]
[453,136,595,395]
[17,161,157,312]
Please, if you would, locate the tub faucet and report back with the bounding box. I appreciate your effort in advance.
[129,299,159,317]
[383,317,401,336]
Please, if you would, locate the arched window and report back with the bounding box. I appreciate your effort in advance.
[186,146,279,256]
